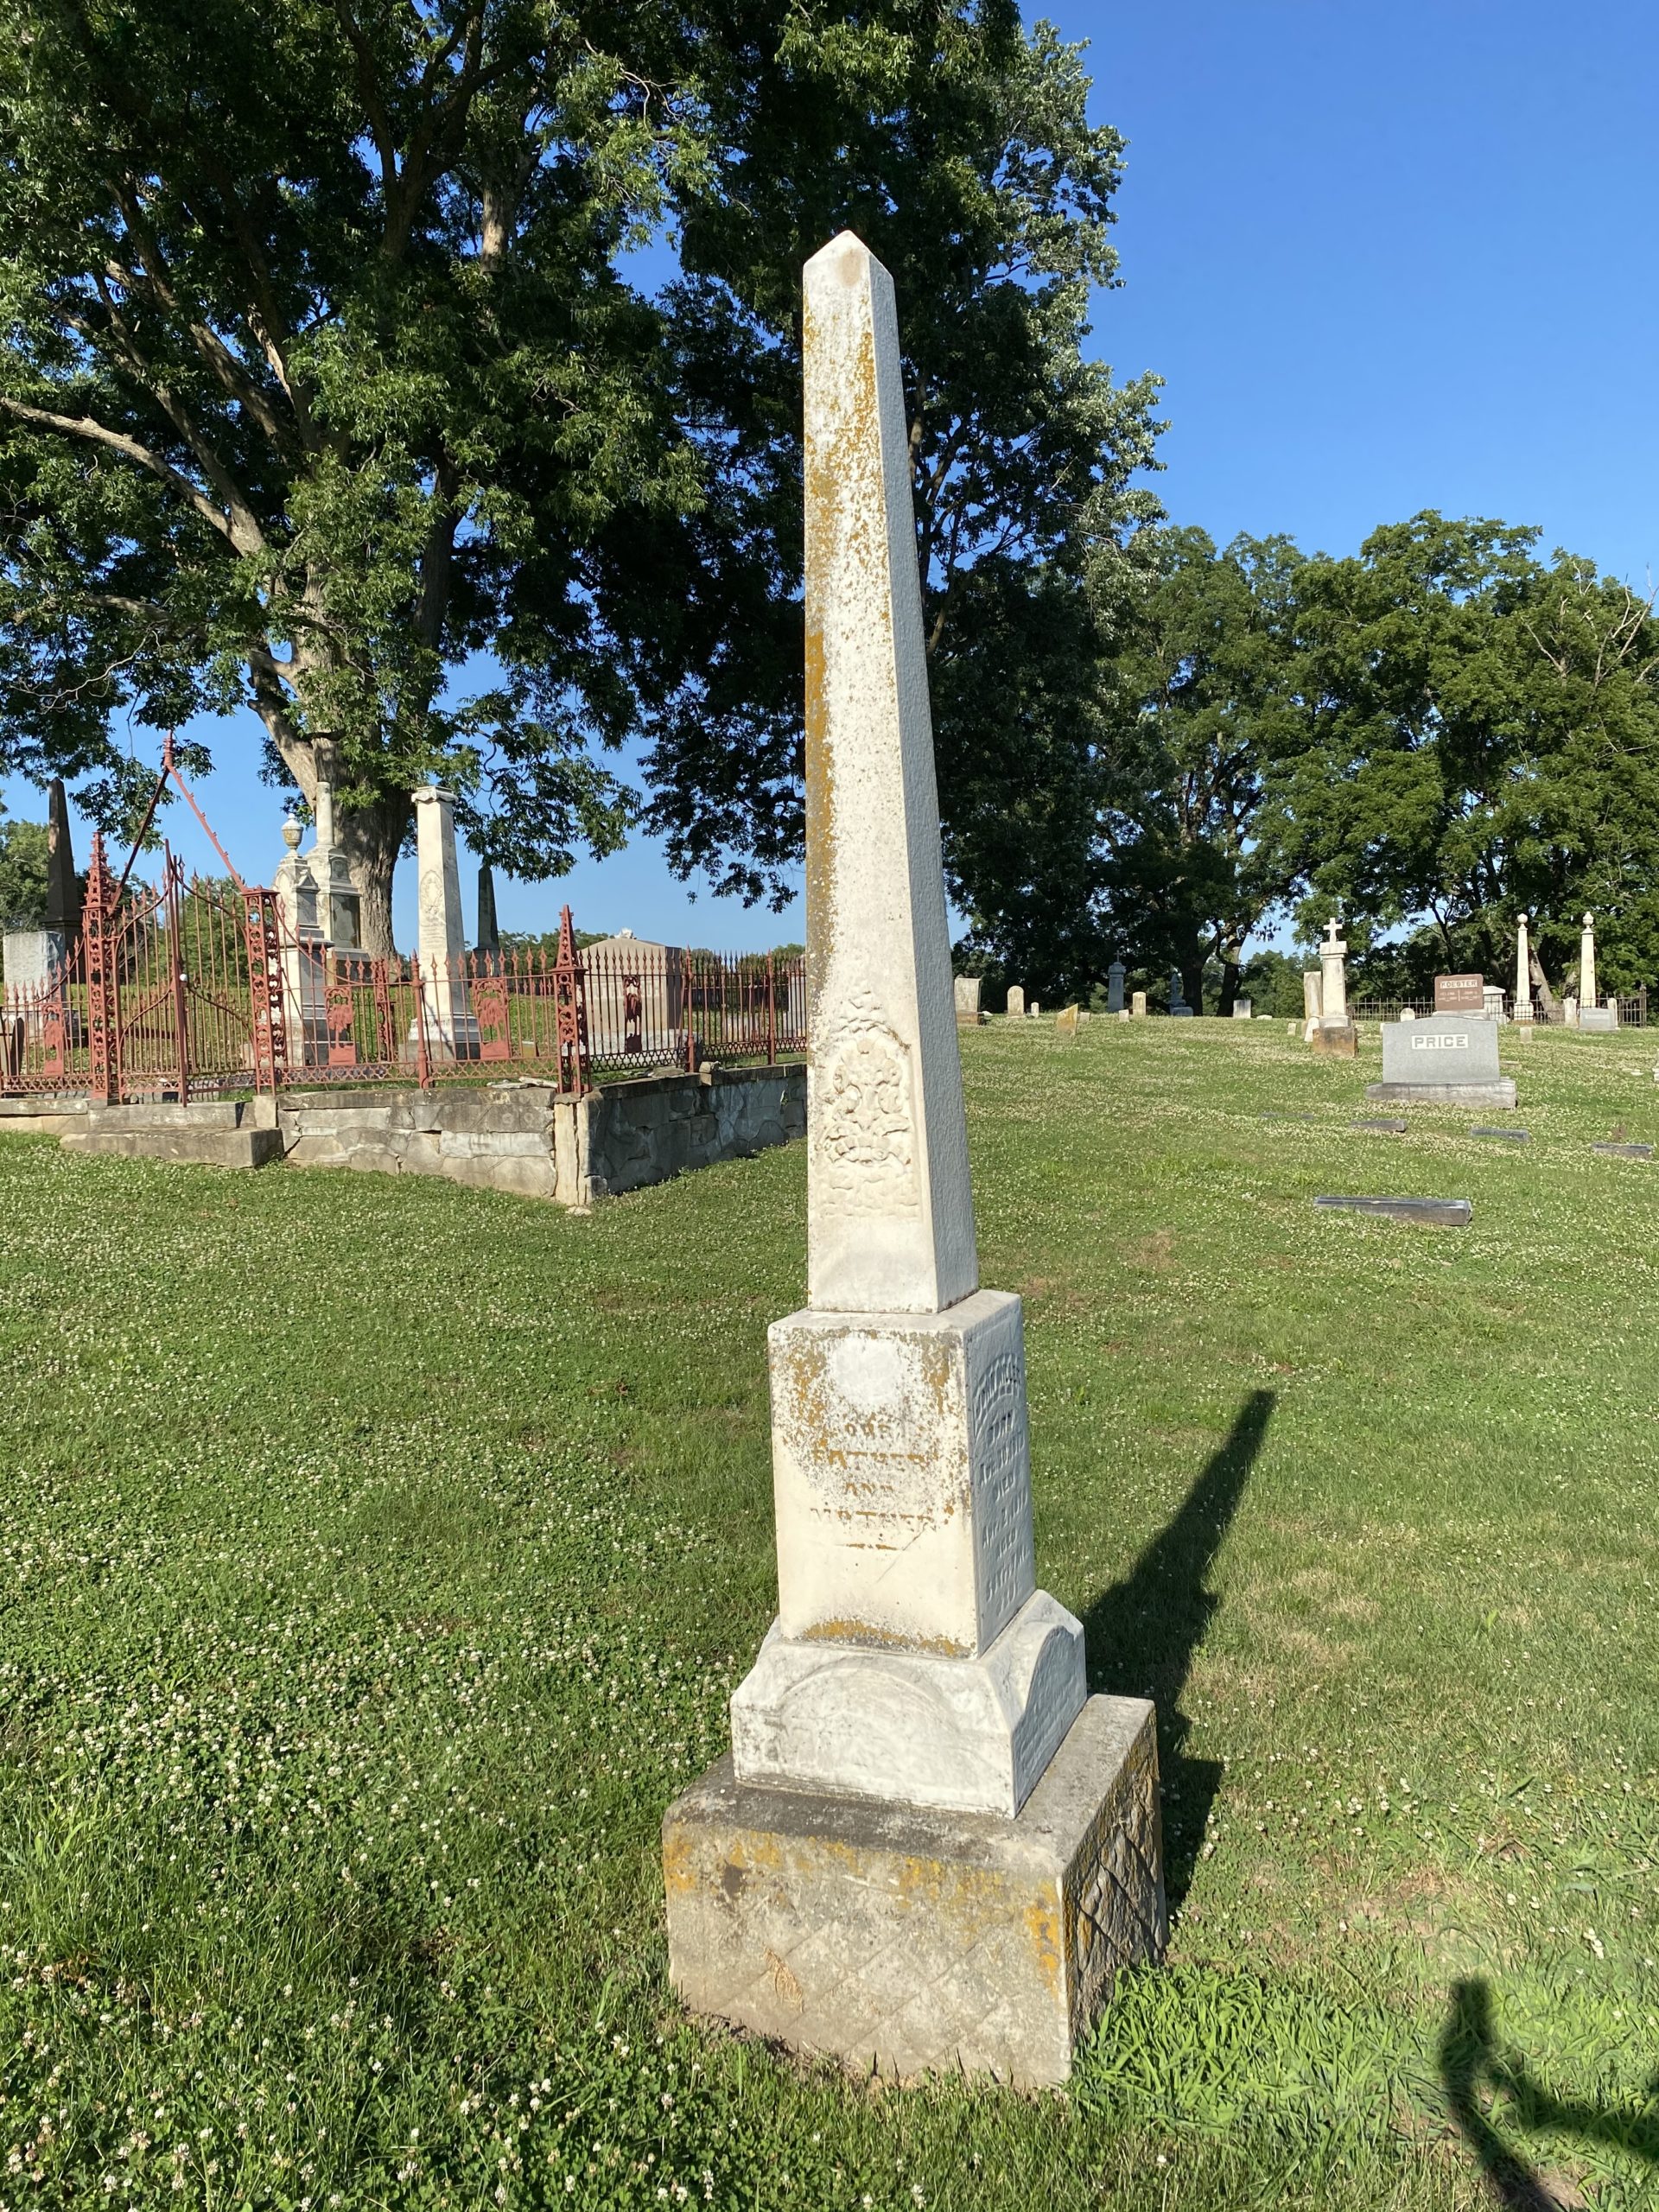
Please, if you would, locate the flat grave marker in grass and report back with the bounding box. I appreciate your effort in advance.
[1313,1193,1473,1227]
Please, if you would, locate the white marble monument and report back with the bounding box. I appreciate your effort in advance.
[1580,911,1598,1011]
[1310,921,1357,1057]
[663,232,1164,2089]
[1514,913,1532,1022]
[413,786,477,1057]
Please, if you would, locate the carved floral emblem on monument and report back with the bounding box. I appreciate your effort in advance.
[817,1023,918,1213]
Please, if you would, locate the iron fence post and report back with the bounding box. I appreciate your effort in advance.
[165,855,191,1107]
[553,905,588,1095]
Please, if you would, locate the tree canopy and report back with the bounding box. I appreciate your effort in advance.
[0,0,1160,952]
[0,816,47,927]
[957,512,1659,1007]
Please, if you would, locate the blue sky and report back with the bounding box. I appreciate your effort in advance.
[8,0,1656,949]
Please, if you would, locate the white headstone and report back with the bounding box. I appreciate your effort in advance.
[728,232,1084,1816]
[1005,984,1025,1019]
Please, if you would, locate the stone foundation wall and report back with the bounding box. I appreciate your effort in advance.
[0,1065,805,1203]
[280,1065,805,1206]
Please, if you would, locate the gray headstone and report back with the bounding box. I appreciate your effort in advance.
[1592,1141,1652,1160]
[1168,969,1192,1016]
[1579,1007,1618,1033]
[1106,962,1125,1014]
[1314,1195,1472,1227]
[1379,1014,1501,1088]
[1231,998,1252,1020]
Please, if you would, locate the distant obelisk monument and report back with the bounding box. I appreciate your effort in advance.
[662,232,1165,2088]
[476,861,500,960]
[44,779,80,943]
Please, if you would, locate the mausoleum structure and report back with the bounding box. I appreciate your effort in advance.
[662,232,1164,2090]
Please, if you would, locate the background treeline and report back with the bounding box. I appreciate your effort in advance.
[958,512,1659,1014]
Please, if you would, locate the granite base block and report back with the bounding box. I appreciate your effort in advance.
[1310,1021,1357,1058]
[1365,1078,1516,1109]
[663,1694,1165,2089]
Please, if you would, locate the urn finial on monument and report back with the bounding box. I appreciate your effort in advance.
[663,232,1165,2089]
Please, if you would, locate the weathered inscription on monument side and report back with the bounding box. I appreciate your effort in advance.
[1434,973,1484,1014]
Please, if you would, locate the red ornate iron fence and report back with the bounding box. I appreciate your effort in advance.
[299,911,807,1090]
[3,874,807,1104]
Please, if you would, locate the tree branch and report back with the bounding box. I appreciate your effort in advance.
[0,393,241,549]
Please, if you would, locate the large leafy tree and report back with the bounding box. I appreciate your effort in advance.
[0,0,705,950]
[632,4,1163,909]
[1266,514,1659,995]
[0,0,1162,957]
[0,816,48,926]
[1094,526,1306,1011]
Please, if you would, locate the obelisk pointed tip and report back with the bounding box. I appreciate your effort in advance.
[804,229,886,289]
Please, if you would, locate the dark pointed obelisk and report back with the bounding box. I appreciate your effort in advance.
[44,780,80,941]
[476,862,500,957]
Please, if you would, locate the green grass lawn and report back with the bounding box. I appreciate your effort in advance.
[3,1018,1658,2211]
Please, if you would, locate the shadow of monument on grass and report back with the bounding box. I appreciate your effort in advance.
[1081,1387,1274,1911]
[1440,1977,1659,2209]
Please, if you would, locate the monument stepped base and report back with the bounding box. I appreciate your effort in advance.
[1365,1078,1517,1109]
[663,1695,1165,2089]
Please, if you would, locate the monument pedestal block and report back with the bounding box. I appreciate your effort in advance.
[1310,1020,1357,1058]
[730,1591,1085,1816]
[664,1695,1165,2090]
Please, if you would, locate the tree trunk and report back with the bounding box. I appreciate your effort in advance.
[1184,962,1206,1015]
[1218,952,1242,1016]
[334,798,410,959]
[259,713,412,960]
[1529,947,1558,1019]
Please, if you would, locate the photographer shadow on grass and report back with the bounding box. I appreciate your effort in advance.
[1440,1977,1659,2210]
[1082,1387,1274,1914]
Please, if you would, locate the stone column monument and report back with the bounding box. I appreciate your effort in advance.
[1310,919,1357,1058]
[662,232,1164,2090]
[1515,913,1532,1022]
[1580,912,1598,1009]
[413,786,475,1056]
[1107,960,1126,1014]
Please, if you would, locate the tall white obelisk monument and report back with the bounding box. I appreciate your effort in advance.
[663,233,1165,2089]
